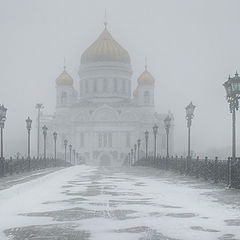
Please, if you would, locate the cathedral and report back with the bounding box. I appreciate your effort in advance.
[42,22,174,166]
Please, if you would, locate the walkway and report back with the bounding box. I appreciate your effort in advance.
[0,165,239,240]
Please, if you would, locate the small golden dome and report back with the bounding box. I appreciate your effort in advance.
[137,66,155,85]
[56,66,73,86]
[81,24,130,64]
[133,87,138,97]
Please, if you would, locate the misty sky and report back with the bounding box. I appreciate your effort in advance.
[0,0,240,158]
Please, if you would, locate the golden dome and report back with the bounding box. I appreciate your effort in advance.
[56,66,73,86]
[137,66,155,85]
[81,24,130,64]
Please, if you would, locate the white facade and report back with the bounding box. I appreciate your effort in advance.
[42,24,174,166]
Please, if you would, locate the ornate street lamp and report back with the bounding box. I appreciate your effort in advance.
[35,103,44,159]
[134,144,137,164]
[26,117,32,170]
[76,152,79,165]
[128,152,131,166]
[53,132,57,167]
[131,148,133,166]
[185,102,196,173]
[223,72,240,187]
[0,104,7,176]
[164,115,171,158]
[145,130,149,159]
[137,139,141,161]
[73,149,76,165]
[69,144,72,164]
[153,124,158,163]
[64,139,68,164]
[42,125,48,167]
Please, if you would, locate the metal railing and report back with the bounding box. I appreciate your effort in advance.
[133,156,240,189]
[0,157,71,177]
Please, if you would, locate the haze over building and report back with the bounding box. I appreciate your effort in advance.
[41,22,174,165]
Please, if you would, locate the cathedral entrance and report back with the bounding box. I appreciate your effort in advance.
[99,153,111,166]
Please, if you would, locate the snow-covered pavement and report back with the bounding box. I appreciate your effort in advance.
[0,165,240,240]
[0,168,64,191]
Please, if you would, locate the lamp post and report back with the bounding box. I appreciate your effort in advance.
[26,117,32,170]
[137,139,141,161]
[134,144,137,164]
[76,152,79,165]
[153,124,158,164]
[145,130,149,159]
[69,144,72,164]
[53,132,57,167]
[131,148,133,166]
[35,103,44,159]
[64,139,68,164]
[42,125,48,168]
[185,102,196,173]
[73,149,76,165]
[0,104,7,177]
[164,115,171,158]
[128,152,131,166]
[223,72,240,187]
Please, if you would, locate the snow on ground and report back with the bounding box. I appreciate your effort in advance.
[0,165,240,240]
[0,168,64,191]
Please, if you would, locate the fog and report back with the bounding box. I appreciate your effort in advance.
[0,0,240,158]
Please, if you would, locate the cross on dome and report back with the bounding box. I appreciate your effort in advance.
[56,58,73,86]
[64,56,66,71]
[80,18,131,64]
[137,58,155,85]
[145,56,148,70]
[104,8,108,28]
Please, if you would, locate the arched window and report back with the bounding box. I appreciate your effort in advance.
[98,133,102,147]
[93,79,97,93]
[98,132,113,148]
[61,91,67,104]
[103,133,107,147]
[103,78,108,92]
[122,79,126,93]
[113,78,117,92]
[108,132,112,147]
[85,80,88,93]
[144,91,150,104]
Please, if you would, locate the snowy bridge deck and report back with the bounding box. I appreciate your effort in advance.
[0,165,239,240]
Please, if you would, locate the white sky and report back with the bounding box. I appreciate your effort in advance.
[0,0,240,158]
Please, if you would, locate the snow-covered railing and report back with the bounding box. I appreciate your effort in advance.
[133,156,240,189]
[0,157,71,177]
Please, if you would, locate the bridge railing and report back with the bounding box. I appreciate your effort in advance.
[133,156,240,189]
[0,157,71,177]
